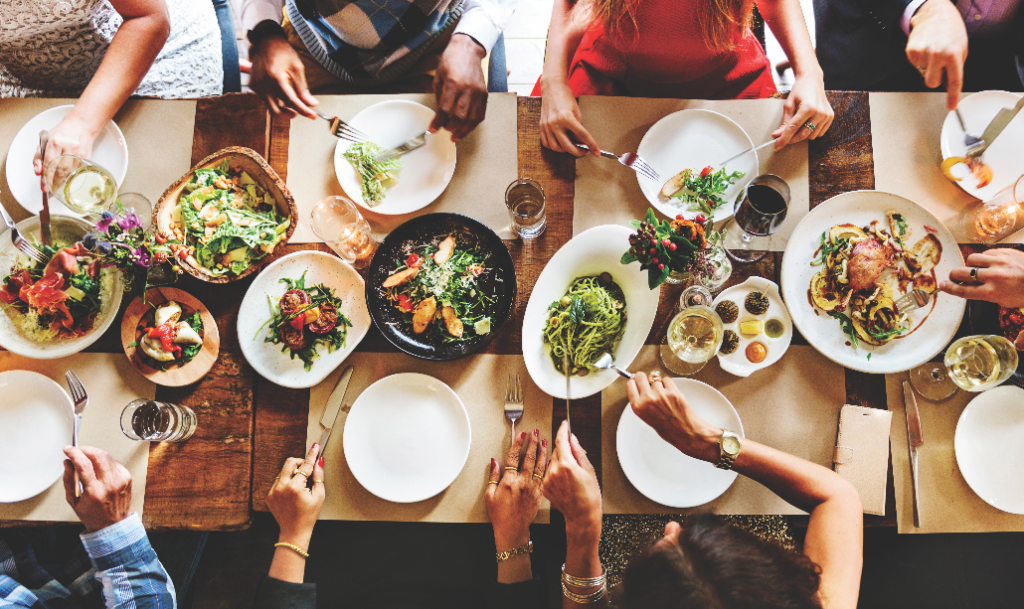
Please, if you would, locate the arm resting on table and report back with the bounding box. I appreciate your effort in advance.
[79,513,176,609]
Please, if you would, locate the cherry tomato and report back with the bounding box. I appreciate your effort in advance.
[700,166,713,178]
[281,323,310,351]
[309,301,338,334]
[289,314,306,331]
[695,214,707,224]
[280,289,311,314]
[397,294,414,313]
[406,254,422,268]
[147,324,181,357]
[467,265,485,277]
[155,233,167,244]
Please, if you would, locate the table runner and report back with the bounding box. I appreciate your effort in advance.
[573,97,810,248]
[0,352,155,522]
[886,373,1024,533]
[870,92,1024,244]
[305,352,552,523]
[602,345,846,515]
[285,93,518,242]
[0,98,197,223]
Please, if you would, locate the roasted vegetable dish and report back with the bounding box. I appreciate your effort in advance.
[256,271,352,370]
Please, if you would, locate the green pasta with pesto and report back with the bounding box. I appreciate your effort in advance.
[543,275,627,375]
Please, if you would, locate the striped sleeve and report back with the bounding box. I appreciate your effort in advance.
[80,514,177,609]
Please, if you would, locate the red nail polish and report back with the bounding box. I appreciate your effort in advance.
[533,428,539,436]
[318,456,324,468]
[542,439,547,448]
[491,458,497,467]
[520,431,527,440]
[312,442,319,453]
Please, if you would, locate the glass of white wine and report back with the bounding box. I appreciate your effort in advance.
[45,154,118,215]
[660,286,724,376]
[944,335,1019,392]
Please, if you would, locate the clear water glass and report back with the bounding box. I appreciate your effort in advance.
[44,154,118,215]
[724,174,790,263]
[310,196,379,268]
[505,178,546,239]
[109,192,153,232]
[959,174,1023,244]
[121,399,196,442]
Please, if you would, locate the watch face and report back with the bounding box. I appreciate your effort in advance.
[722,436,741,455]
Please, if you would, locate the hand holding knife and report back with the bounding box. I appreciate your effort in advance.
[310,366,355,486]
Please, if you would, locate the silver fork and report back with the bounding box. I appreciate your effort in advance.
[574,144,660,181]
[314,111,369,143]
[0,197,49,265]
[504,373,524,443]
[65,370,89,497]
[895,289,932,314]
[954,108,984,156]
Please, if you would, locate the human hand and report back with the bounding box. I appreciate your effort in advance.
[429,34,488,143]
[249,36,319,120]
[266,443,325,547]
[626,373,721,462]
[939,249,1024,312]
[906,0,968,111]
[542,421,602,542]
[486,429,549,550]
[33,115,98,179]
[62,446,132,533]
[771,71,834,149]
[539,79,599,157]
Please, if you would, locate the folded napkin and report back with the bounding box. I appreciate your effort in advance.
[0,352,154,522]
[834,405,892,516]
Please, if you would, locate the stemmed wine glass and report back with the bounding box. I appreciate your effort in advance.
[909,335,1019,400]
[659,285,724,376]
[44,154,118,216]
[723,174,790,263]
[959,173,1023,244]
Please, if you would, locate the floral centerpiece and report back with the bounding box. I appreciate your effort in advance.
[621,208,731,290]
[84,203,181,295]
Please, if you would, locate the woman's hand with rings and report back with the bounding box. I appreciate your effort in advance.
[940,249,1024,309]
[267,442,326,549]
[542,421,602,545]
[539,79,600,157]
[627,372,722,462]
[772,70,834,150]
[486,429,549,552]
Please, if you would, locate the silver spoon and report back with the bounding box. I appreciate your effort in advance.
[593,353,634,379]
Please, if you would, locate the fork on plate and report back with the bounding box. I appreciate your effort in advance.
[0,197,49,265]
[65,370,89,497]
[574,144,660,181]
[504,373,524,443]
[895,289,933,314]
[314,111,369,143]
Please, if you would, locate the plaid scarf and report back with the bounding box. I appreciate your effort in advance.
[286,0,464,86]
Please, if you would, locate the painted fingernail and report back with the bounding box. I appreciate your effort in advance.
[542,439,547,448]
[520,431,527,440]
[312,442,319,454]
[533,428,539,436]
[491,458,497,468]
[318,456,324,468]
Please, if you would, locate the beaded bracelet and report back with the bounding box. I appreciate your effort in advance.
[274,542,309,559]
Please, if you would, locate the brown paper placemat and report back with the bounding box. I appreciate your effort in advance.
[602,345,846,515]
[306,352,552,522]
[0,352,155,522]
[886,374,1024,533]
[0,98,196,224]
[869,92,1024,243]
[574,97,809,248]
[286,93,518,242]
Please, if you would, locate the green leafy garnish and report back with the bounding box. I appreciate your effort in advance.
[260,271,353,371]
[667,167,745,216]
[343,141,404,207]
[828,311,859,349]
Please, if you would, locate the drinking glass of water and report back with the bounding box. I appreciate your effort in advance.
[505,178,546,239]
[723,174,790,263]
[120,399,197,442]
[959,174,1023,244]
[310,196,379,269]
[109,193,153,232]
[45,154,118,215]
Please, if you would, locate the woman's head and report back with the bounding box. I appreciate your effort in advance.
[574,0,754,50]
[619,515,823,609]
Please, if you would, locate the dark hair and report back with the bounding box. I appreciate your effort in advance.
[618,514,823,609]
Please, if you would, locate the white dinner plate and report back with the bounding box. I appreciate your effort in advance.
[0,370,75,503]
[780,191,965,374]
[237,251,371,389]
[5,105,128,216]
[636,109,758,224]
[940,91,1024,200]
[343,373,471,503]
[712,276,793,377]
[522,225,661,399]
[617,378,743,508]
[955,386,1024,514]
[334,100,457,215]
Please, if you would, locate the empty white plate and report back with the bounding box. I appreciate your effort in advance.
[940,91,1024,201]
[6,105,128,216]
[954,386,1024,514]
[616,378,743,508]
[0,370,75,503]
[334,100,457,215]
[343,373,471,503]
[636,109,758,224]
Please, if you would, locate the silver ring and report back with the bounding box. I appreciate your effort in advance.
[804,122,816,131]
[969,267,980,282]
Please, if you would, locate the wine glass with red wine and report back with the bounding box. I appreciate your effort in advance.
[723,174,790,263]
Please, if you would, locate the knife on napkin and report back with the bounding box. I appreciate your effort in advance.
[316,366,354,457]
[902,380,924,528]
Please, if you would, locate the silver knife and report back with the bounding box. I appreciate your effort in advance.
[716,138,777,169]
[373,131,428,163]
[563,352,572,435]
[38,130,51,247]
[966,94,1024,159]
[317,366,355,455]
[902,380,924,528]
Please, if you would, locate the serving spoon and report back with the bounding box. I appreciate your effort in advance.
[593,353,634,379]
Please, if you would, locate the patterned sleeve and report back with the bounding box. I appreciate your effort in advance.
[79,514,177,609]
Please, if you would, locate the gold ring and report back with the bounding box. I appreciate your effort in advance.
[969,267,980,282]
[533,473,543,482]
[488,480,499,485]
[313,479,324,484]
[293,469,308,478]
[504,466,518,472]
[649,371,663,383]
[804,122,816,131]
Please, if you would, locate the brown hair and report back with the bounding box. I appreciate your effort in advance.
[573,0,754,50]
[618,515,824,609]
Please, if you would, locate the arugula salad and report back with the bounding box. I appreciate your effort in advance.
[256,271,352,371]
[170,160,290,277]
[660,165,745,216]
[343,141,403,207]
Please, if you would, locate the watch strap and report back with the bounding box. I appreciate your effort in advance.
[247,19,287,47]
[715,430,740,471]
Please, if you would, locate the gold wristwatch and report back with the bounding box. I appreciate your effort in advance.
[715,430,741,470]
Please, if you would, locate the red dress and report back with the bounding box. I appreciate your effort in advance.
[532,4,777,99]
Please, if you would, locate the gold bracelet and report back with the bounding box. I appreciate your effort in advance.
[495,540,533,563]
[561,563,606,588]
[562,581,608,604]
[274,542,309,559]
